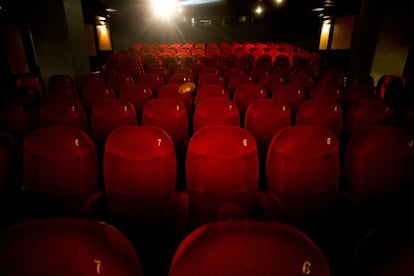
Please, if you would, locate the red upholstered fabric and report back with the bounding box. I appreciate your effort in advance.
[169,220,330,276]
[258,73,286,95]
[90,99,137,142]
[107,71,134,97]
[81,84,116,112]
[245,99,292,153]
[0,130,19,192]
[272,83,306,114]
[267,125,340,217]
[296,99,343,139]
[158,84,193,114]
[377,74,405,100]
[138,73,165,97]
[233,84,267,120]
[195,84,229,103]
[193,98,240,132]
[16,74,44,96]
[119,83,153,119]
[40,99,88,131]
[23,127,98,209]
[0,102,38,140]
[344,126,414,200]
[168,73,194,85]
[345,99,394,138]
[141,99,188,149]
[104,126,177,218]
[0,218,143,276]
[310,84,344,106]
[227,73,254,97]
[186,126,258,193]
[198,73,225,87]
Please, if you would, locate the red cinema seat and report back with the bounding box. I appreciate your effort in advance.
[272,83,306,115]
[198,73,225,87]
[16,74,44,97]
[107,71,135,97]
[310,84,344,106]
[245,99,292,153]
[227,73,254,98]
[169,220,330,276]
[158,84,192,115]
[193,98,240,132]
[345,99,394,138]
[258,73,286,95]
[119,83,153,122]
[343,126,414,202]
[0,218,143,276]
[102,126,177,220]
[76,73,105,93]
[147,66,170,82]
[185,126,264,227]
[267,126,340,218]
[23,127,98,213]
[46,74,79,101]
[296,99,343,139]
[40,99,88,131]
[195,84,229,104]
[81,84,116,113]
[0,102,38,142]
[0,130,19,192]
[377,74,405,102]
[90,99,137,143]
[141,99,188,150]
[233,84,267,122]
[138,73,165,98]
[168,73,194,85]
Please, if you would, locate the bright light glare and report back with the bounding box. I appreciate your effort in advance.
[152,0,176,18]
[255,5,263,15]
[275,0,284,4]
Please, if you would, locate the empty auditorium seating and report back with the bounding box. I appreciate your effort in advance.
[107,71,135,97]
[169,220,330,275]
[244,99,292,153]
[233,84,267,122]
[267,125,340,219]
[376,74,406,102]
[0,130,19,192]
[98,126,177,221]
[138,73,165,97]
[39,99,88,131]
[198,73,225,87]
[141,99,188,150]
[46,74,79,101]
[158,84,193,115]
[296,99,343,139]
[0,101,38,142]
[193,98,240,132]
[195,84,229,103]
[272,83,307,115]
[90,99,137,143]
[119,83,153,122]
[81,84,116,113]
[227,73,254,97]
[310,84,344,106]
[16,74,45,97]
[258,73,287,95]
[345,99,394,138]
[23,127,98,213]
[177,126,283,229]
[343,126,414,203]
[0,218,143,275]
[168,73,194,85]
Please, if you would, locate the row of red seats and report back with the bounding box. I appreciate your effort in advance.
[1,124,413,222]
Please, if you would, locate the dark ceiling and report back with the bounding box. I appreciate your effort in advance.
[83,0,361,19]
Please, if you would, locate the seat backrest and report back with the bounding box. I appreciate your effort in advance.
[104,126,177,219]
[0,218,143,276]
[23,126,98,212]
[169,220,330,276]
[267,125,340,218]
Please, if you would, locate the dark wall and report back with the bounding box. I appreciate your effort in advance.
[109,7,320,52]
